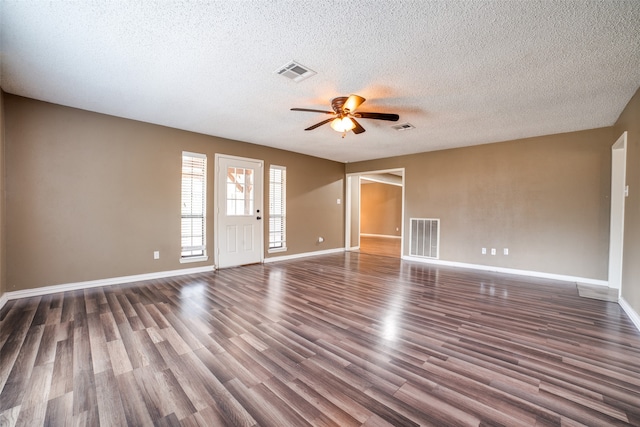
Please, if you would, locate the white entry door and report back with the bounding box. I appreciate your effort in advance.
[216,155,264,268]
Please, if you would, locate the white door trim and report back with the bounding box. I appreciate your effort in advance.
[214,154,264,269]
[345,168,405,256]
[608,131,627,295]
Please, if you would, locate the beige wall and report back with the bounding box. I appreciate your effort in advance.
[5,95,344,292]
[361,182,402,236]
[616,87,640,313]
[0,91,5,298]
[4,89,636,294]
[347,127,614,280]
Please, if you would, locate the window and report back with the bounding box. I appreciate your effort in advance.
[269,165,286,252]
[226,167,254,216]
[181,152,207,262]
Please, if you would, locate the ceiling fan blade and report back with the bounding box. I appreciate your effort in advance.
[351,118,366,134]
[304,118,334,131]
[291,108,334,114]
[343,94,366,112]
[355,112,400,121]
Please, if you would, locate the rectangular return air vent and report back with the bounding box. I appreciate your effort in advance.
[275,61,316,82]
[392,123,415,131]
[409,218,439,259]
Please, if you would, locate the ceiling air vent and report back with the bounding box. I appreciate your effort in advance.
[392,123,415,131]
[275,61,316,82]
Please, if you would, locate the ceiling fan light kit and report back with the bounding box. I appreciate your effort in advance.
[330,117,356,132]
[291,94,399,137]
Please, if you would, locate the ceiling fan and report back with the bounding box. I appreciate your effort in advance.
[291,94,399,137]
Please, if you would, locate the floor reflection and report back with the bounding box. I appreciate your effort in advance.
[265,268,285,318]
[179,281,206,318]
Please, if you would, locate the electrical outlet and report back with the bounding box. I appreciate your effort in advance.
[491,248,496,256]
[336,198,341,204]
[153,251,160,260]
[481,248,487,255]
[503,248,509,255]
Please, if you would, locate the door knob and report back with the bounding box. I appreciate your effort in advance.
[257,216,262,220]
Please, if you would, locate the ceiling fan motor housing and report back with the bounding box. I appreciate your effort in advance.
[331,97,349,114]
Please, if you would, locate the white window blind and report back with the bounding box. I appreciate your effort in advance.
[181,152,207,259]
[269,165,286,251]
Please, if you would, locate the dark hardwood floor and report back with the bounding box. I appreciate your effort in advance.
[2,252,640,426]
[358,235,401,258]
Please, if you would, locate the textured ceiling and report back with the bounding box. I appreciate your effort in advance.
[2,1,639,163]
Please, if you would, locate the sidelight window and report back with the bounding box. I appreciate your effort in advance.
[181,152,207,262]
[269,165,286,252]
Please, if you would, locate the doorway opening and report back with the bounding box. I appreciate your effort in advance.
[346,169,405,258]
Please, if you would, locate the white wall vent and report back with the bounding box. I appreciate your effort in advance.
[409,218,439,259]
[392,123,415,131]
[275,61,316,82]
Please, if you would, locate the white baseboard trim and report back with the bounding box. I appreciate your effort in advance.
[264,247,345,263]
[401,256,609,287]
[619,297,640,332]
[0,265,215,306]
[361,233,401,239]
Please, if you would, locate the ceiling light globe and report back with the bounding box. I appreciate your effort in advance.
[342,117,356,131]
[330,117,356,133]
[331,117,345,132]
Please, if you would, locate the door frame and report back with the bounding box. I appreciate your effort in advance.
[608,131,627,295]
[214,153,264,269]
[345,168,405,256]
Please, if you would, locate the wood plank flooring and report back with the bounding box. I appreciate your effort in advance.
[2,252,640,426]
[358,235,401,258]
